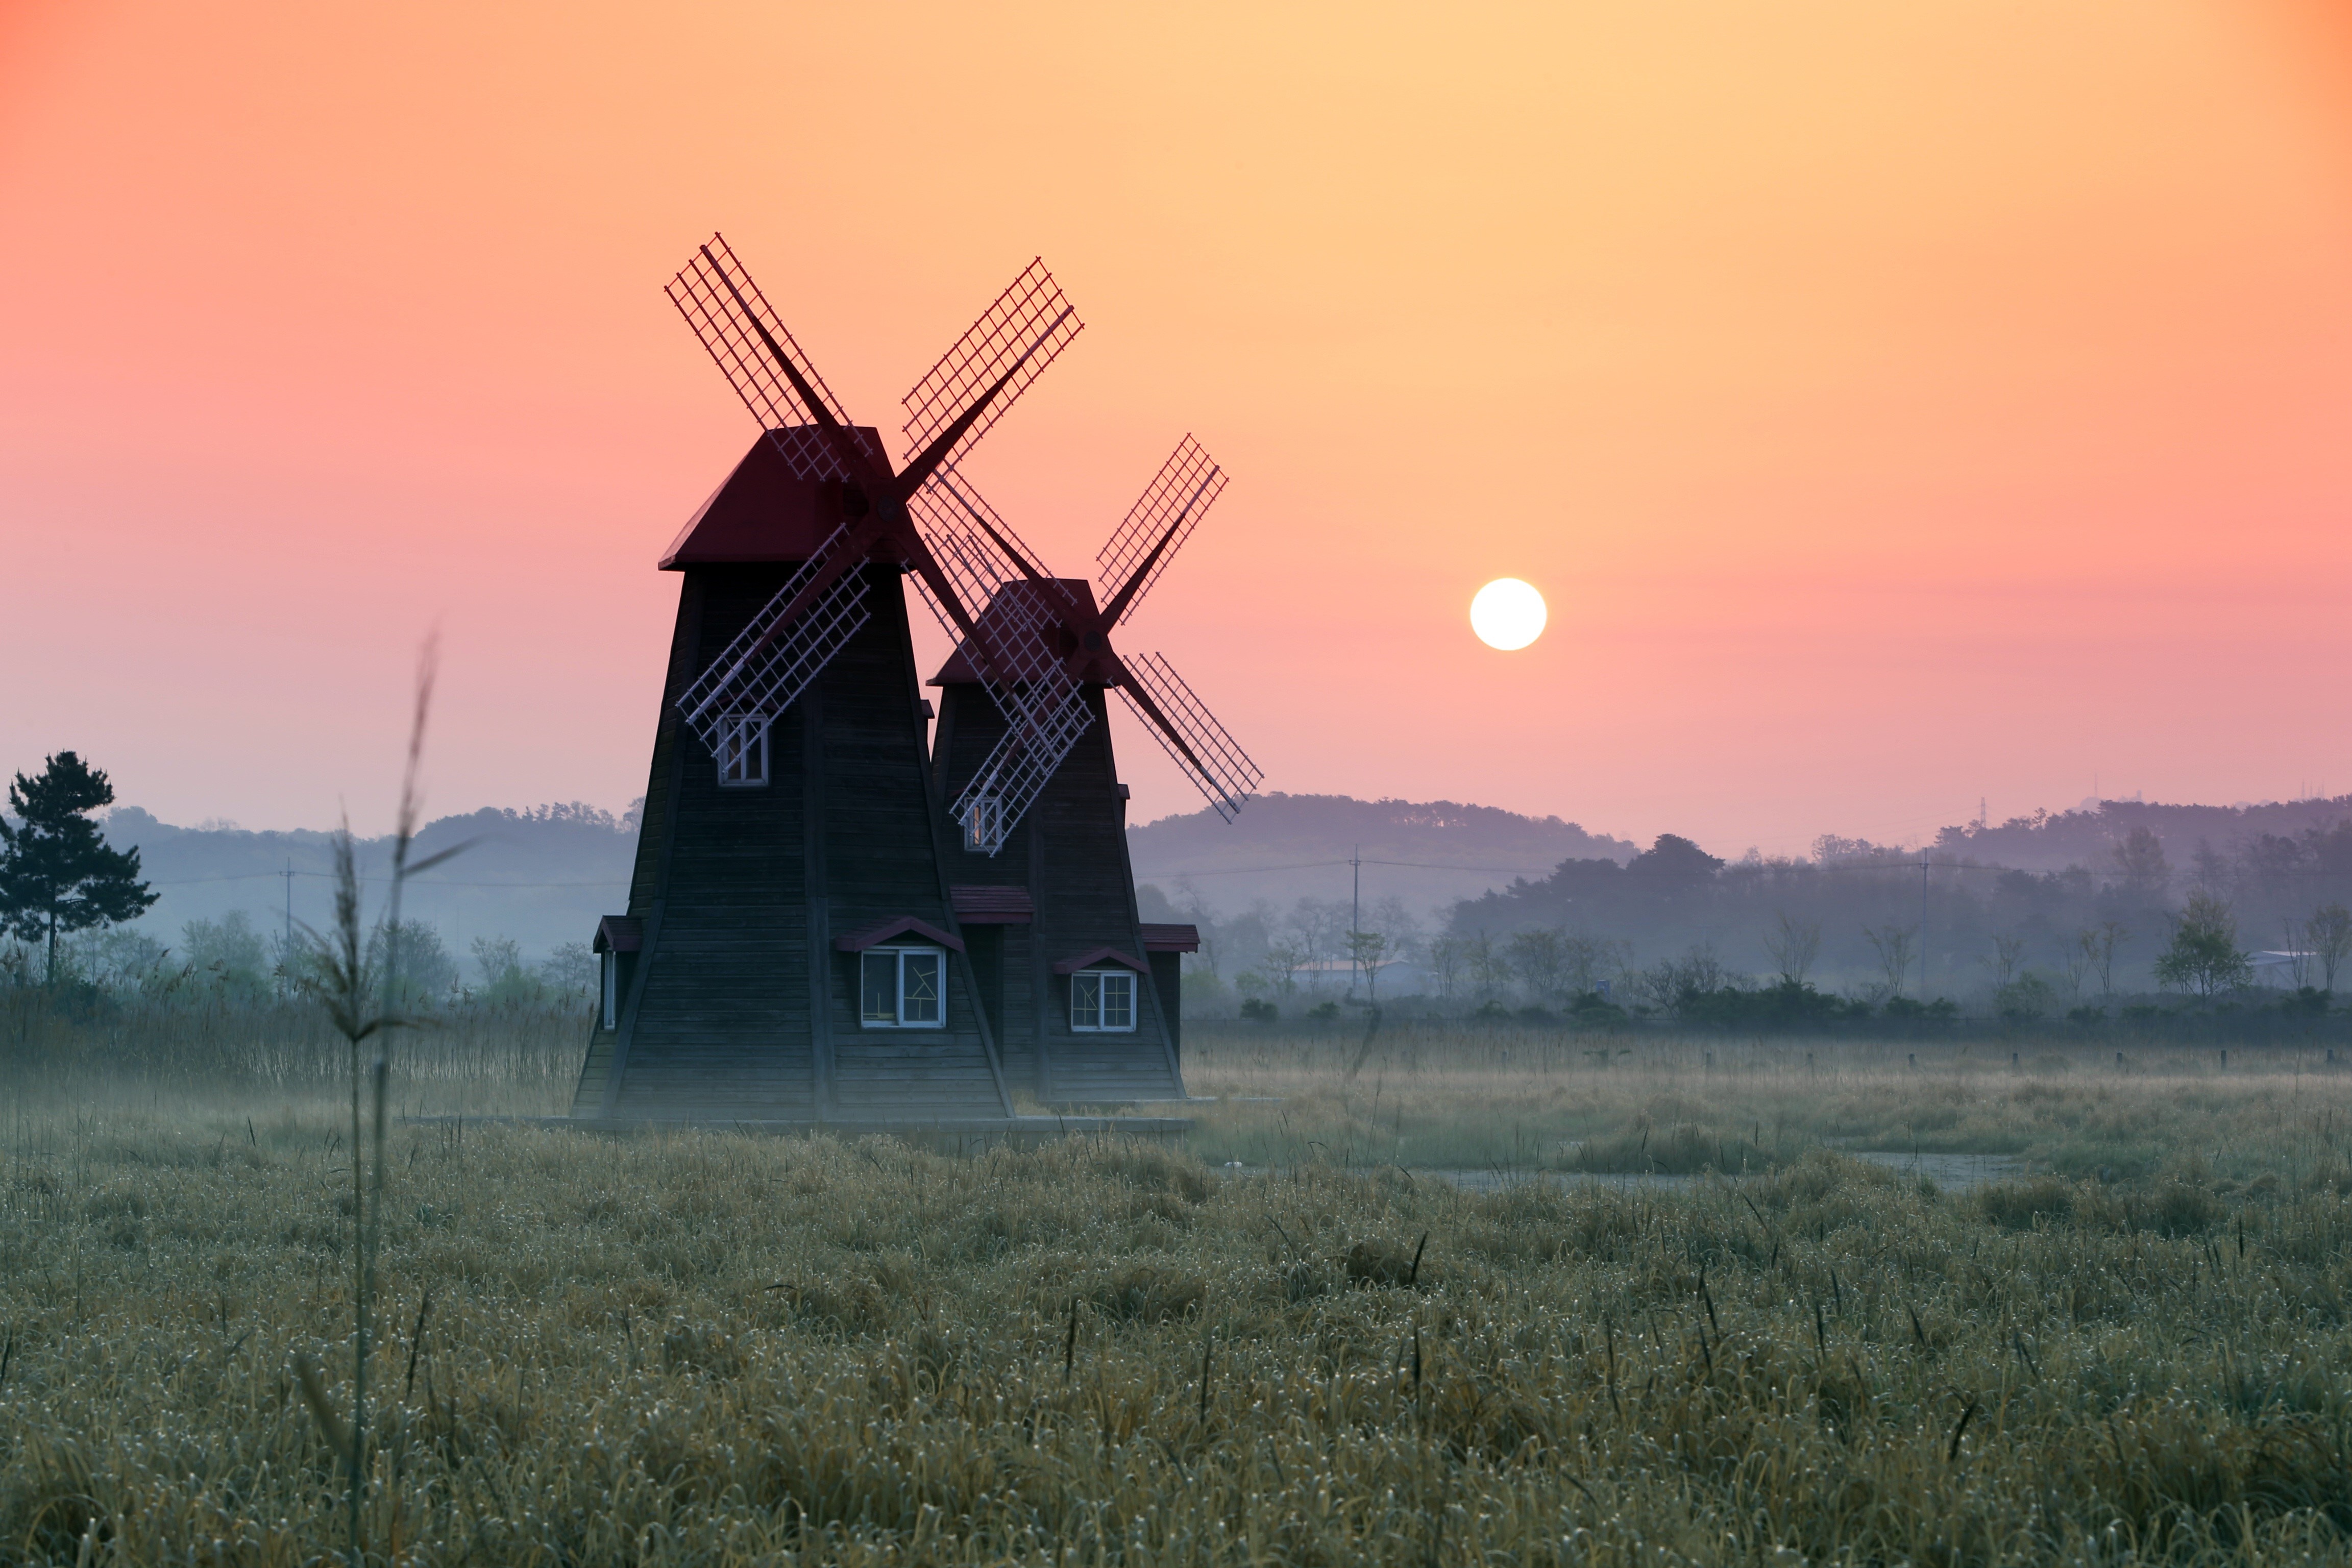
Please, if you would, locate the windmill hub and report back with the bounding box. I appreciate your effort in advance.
[1084,633,1104,651]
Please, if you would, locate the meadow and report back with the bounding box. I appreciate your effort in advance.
[2,1014,2351,1564]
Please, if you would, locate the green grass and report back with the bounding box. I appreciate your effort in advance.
[4,1026,2352,1562]
[1180,1021,2352,1186]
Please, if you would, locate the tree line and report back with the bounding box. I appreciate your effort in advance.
[1,751,592,1012]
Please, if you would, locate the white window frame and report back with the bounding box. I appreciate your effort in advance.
[859,945,946,1029]
[716,714,769,788]
[599,950,619,1030]
[1070,967,1137,1032]
[961,794,1002,852]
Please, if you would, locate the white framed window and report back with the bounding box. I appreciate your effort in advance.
[1070,968,1136,1032]
[860,946,945,1028]
[717,714,769,787]
[961,795,1002,852]
[599,950,619,1030]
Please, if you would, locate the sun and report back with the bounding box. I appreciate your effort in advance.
[1469,578,1547,650]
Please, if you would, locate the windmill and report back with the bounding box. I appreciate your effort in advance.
[572,234,1091,1123]
[927,436,1263,1104]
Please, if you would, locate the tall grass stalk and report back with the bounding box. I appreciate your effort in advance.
[291,636,463,1568]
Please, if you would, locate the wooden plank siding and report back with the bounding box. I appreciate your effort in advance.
[930,680,1184,1106]
[572,562,1010,1121]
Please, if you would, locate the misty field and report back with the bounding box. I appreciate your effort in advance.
[6,1029,2352,1563]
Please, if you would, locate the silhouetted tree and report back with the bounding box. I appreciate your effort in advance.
[1864,923,1917,998]
[2111,827,2171,899]
[1763,911,1822,985]
[2306,903,2352,994]
[2153,891,2251,999]
[0,752,157,982]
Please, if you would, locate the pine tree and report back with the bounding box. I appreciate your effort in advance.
[0,752,159,982]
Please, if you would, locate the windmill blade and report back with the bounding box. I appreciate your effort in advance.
[668,234,880,482]
[909,466,1051,584]
[899,259,1083,483]
[905,468,1087,718]
[1096,436,1228,625]
[676,529,871,750]
[1117,651,1263,822]
[949,687,1095,856]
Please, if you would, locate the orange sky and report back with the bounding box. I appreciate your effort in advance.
[4,0,2350,859]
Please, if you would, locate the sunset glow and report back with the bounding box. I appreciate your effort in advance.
[4,2,2351,852]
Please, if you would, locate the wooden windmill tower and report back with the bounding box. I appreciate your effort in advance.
[572,234,1094,1122]
[925,438,1263,1104]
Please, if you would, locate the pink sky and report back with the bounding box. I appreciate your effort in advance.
[4,1,2351,855]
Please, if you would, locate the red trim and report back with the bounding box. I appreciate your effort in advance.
[834,915,966,954]
[1052,946,1147,975]
[593,916,642,954]
[1139,923,1199,953]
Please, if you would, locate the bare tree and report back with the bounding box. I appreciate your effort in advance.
[1365,895,1424,962]
[1345,928,1390,1000]
[1505,927,1567,1007]
[1679,941,1726,993]
[1762,911,1822,986]
[2057,932,2091,1000]
[1466,930,1512,1002]
[2282,918,2312,990]
[2111,827,2170,899]
[1561,933,1627,997]
[1171,883,1221,978]
[1425,934,1464,1001]
[2085,920,2127,999]
[1256,939,1307,998]
[1864,923,1918,998]
[2307,903,2352,994]
[1979,933,2027,989]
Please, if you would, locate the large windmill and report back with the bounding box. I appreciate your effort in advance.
[572,235,1094,1122]
[927,437,1262,1104]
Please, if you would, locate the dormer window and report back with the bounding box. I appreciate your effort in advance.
[1071,968,1136,1032]
[717,714,769,787]
[860,946,944,1027]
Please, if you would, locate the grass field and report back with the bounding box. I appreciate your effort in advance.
[4,1025,2352,1564]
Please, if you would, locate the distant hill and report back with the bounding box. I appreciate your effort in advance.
[84,788,2352,970]
[1127,793,1637,917]
[1928,796,2352,874]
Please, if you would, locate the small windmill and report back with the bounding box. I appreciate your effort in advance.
[574,234,1096,1123]
[928,435,1262,852]
[927,438,1262,1104]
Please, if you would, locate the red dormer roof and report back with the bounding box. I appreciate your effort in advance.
[659,426,890,570]
[928,578,1099,685]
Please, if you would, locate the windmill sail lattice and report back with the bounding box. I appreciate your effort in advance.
[951,685,1096,855]
[901,260,1084,478]
[667,238,880,481]
[674,528,873,751]
[1118,650,1263,821]
[663,235,1084,772]
[1096,435,1227,624]
[902,480,1099,856]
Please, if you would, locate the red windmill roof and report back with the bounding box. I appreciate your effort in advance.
[658,426,890,570]
[928,578,1098,684]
